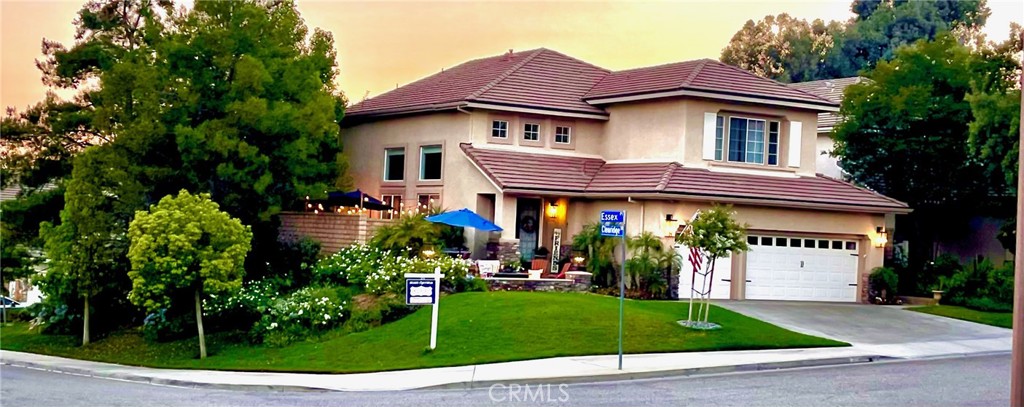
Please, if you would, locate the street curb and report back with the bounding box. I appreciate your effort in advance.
[2,353,889,392]
[0,360,330,392]
[424,355,891,390]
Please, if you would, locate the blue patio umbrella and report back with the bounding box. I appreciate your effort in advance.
[425,208,503,232]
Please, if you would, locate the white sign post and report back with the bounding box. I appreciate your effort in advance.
[405,267,443,349]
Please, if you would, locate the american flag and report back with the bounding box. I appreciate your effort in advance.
[689,246,702,274]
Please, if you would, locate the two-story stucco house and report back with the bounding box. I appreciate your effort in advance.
[341,48,909,303]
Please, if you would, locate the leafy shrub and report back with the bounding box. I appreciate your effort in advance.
[869,267,899,295]
[265,237,322,289]
[369,213,441,256]
[253,285,351,346]
[142,308,194,342]
[312,243,472,295]
[453,275,489,293]
[203,279,281,332]
[346,293,414,333]
[965,297,1013,313]
[908,253,961,295]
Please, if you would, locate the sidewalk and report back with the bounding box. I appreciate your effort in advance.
[0,343,961,392]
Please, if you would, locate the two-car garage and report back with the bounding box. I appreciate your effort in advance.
[678,234,863,303]
[744,235,861,302]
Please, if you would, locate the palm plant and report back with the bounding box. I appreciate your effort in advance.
[370,212,441,257]
[572,223,618,287]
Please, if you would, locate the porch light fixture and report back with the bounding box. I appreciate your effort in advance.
[422,247,437,258]
[874,226,889,248]
[663,214,679,237]
[546,202,559,218]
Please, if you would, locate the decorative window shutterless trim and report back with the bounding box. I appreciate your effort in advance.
[554,126,571,144]
[383,148,405,181]
[491,120,509,139]
[523,123,540,141]
[419,145,442,181]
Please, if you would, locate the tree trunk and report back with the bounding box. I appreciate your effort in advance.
[82,296,90,346]
[194,289,206,359]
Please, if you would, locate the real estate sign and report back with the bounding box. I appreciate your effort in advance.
[406,278,436,305]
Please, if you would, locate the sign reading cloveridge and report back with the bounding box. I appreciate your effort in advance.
[600,210,626,237]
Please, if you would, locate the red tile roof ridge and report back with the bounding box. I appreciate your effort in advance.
[467,49,547,101]
[682,59,712,87]
[813,174,909,208]
[656,162,683,191]
[701,60,835,105]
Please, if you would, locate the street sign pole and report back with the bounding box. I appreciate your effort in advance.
[619,229,625,371]
[600,209,627,371]
[1011,37,1024,407]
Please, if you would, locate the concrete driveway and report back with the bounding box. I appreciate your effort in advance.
[715,301,1012,357]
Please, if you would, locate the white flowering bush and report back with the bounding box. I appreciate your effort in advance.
[254,285,350,346]
[202,279,280,332]
[313,243,474,295]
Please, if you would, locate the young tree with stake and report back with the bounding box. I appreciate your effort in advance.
[676,205,749,324]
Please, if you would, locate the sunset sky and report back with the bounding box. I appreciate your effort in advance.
[1,0,1021,111]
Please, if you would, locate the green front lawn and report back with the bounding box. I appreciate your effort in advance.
[0,291,845,373]
[909,305,1013,329]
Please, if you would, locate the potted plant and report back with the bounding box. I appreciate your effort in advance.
[932,276,948,304]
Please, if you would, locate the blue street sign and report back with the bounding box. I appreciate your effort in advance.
[600,210,626,237]
[406,278,436,305]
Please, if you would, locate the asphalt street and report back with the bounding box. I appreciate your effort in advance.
[0,354,1010,407]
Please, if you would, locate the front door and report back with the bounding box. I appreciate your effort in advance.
[516,198,541,261]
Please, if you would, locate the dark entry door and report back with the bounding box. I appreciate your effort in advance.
[516,198,540,261]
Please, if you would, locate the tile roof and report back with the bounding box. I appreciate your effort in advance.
[787,77,866,130]
[584,59,837,108]
[346,50,841,121]
[461,144,907,212]
[346,48,609,118]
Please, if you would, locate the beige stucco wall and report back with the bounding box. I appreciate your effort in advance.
[342,111,499,214]
[599,96,820,176]
[816,132,843,179]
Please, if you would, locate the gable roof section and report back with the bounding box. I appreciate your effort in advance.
[583,59,837,109]
[787,77,865,131]
[461,144,908,212]
[346,48,609,118]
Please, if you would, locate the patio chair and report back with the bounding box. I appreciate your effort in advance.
[554,262,571,279]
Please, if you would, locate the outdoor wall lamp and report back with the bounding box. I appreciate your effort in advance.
[874,226,889,248]
[546,202,559,218]
[663,214,679,237]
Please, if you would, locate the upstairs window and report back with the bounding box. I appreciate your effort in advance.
[714,116,724,161]
[491,120,508,139]
[723,116,779,166]
[419,145,442,180]
[554,126,571,144]
[523,123,540,141]
[383,148,404,181]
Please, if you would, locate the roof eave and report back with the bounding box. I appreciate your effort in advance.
[585,88,840,112]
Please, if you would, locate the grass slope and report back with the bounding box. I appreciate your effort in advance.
[909,305,1013,329]
[1,292,845,373]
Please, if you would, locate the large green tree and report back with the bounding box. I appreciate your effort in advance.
[832,33,989,280]
[128,190,251,359]
[721,0,990,81]
[35,0,349,337]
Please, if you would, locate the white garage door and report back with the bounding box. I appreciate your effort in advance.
[674,244,732,300]
[745,235,859,302]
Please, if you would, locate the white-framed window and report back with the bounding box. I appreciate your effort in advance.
[491,120,509,139]
[383,148,404,181]
[722,116,780,166]
[554,126,571,144]
[523,123,540,141]
[379,194,403,220]
[419,145,442,181]
[714,116,724,161]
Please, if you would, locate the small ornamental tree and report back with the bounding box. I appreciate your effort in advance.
[676,205,749,324]
[127,190,252,359]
